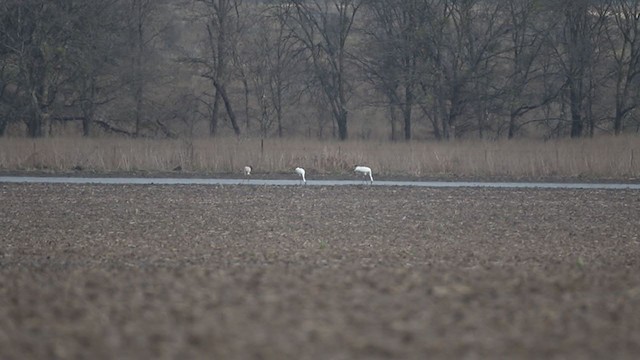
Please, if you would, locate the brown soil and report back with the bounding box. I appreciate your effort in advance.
[1,183,640,359]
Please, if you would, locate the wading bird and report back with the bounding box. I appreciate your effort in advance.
[244,165,253,180]
[295,167,306,184]
[354,166,373,183]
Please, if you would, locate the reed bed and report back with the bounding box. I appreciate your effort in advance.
[0,135,639,179]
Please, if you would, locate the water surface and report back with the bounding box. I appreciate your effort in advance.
[1,176,639,190]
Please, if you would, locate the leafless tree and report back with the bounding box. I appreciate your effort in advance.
[59,0,125,136]
[604,0,640,135]
[502,0,560,138]
[424,0,509,139]
[121,0,176,137]
[236,2,305,137]
[193,0,243,136]
[4,0,640,140]
[547,0,607,137]
[361,0,432,140]
[284,0,363,140]
[0,1,76,137]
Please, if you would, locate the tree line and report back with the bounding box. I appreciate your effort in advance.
[1,0,640,140]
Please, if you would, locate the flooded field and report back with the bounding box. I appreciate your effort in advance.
[1,175,640,189]
[1,184,639,359]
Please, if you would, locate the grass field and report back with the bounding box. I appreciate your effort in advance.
[1,183,640,359]
[1,135,640,180]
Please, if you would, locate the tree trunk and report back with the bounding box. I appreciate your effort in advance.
[81,102,94,137]
[614,108,623,135]
[213,79,241,136]
[242,77,250,130]
[29,88,50,138]
[430,110,442,140]
[133,1,145,138]
[82,116,92,137]
[81,77,97,137]
[135,84,142,137]
[389,102,398,141]
[508,112,516,139]
[27,106,41,137]
[210,89,221,136]
[337,108,348,140]
[403,86,413,141]
[276,86,283,138]
[569,81,583,138]
[0,117,7,136]
[419,82,441,140]
[441,104,451,140]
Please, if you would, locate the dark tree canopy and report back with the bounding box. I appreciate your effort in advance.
[1,0,640,139]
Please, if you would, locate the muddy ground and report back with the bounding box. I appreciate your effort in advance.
[1,183,639,359]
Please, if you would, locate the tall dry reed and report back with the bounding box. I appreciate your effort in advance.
[0,135,639,179]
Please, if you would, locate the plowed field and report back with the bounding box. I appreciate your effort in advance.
[1,184,639,359]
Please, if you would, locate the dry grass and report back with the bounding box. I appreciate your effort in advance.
[0,135,639,179]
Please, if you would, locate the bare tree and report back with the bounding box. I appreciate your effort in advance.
[6,0,640,141]
[192,0,243,137]
[604,0,640,135]
[502,0,560,138]
[0,1,77,137]
[285,0,363,140]
[120,0,175,137]
[266,3,306,138]
[235,2,304,137]
[415,0,452,140]
[422,0,509,139]
[548,0,606,137]
[361,0,433,140]
[60,0,125,136]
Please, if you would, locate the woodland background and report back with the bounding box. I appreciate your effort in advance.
[2,0,640,142]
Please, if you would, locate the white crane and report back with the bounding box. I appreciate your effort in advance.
[295,167,306,184]
[243,165,253,182]
[354,165,373,183]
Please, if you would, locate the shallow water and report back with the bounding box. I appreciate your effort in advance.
[1,176,639,189]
